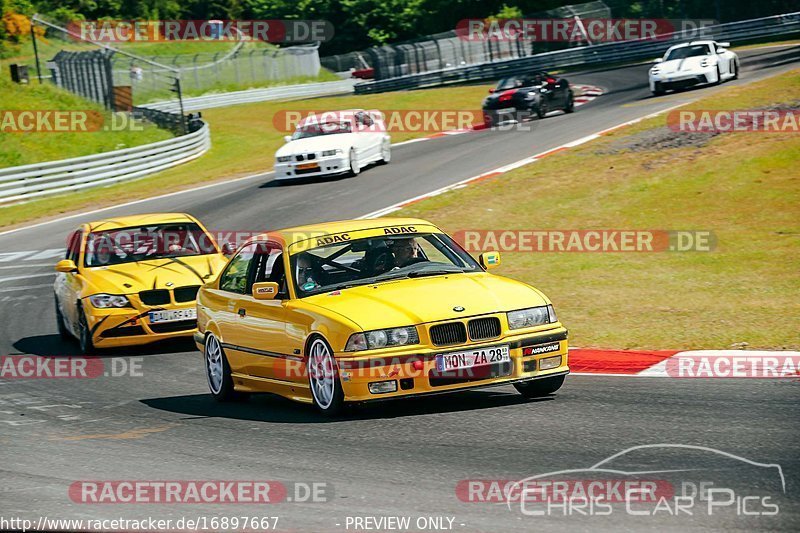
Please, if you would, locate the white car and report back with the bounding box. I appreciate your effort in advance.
[649,40,739,96]
[274,109,391,180]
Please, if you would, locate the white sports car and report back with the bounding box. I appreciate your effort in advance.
[649,40,739,96]
[274,109,391,180]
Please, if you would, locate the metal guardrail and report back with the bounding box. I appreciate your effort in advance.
[144,79,358,112]
[0,122,210,205]
[355,12,800,94]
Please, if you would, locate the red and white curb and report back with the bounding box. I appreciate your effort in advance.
[393,84,604,147]
[570,348,800,378]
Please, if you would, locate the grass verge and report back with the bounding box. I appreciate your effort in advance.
[397,70,800,350]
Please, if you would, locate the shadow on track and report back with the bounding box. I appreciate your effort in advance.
[141,389,553,423]
[12,334,196,357]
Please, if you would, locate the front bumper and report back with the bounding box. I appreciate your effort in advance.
[334,327,568,402]
[274,155,349,180]
[85,302,197,348]
[650,67,715,92]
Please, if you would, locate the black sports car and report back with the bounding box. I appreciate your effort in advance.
[482,72,574,126]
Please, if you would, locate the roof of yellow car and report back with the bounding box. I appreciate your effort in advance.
[85,213,196,232]
[265,217,437,246]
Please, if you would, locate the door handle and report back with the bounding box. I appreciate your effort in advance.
[238,308,246,318]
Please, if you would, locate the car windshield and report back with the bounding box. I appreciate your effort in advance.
[496,73,547,90]
[289,232,481,297]
[665,44,712,61]
[292,121,352,140]
[84,223,218,267]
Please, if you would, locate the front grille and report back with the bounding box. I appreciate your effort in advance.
[295,153,316,162]
[468,317,501,341]
[139,289,170,306]
[149,320,196,334]
[429,322,467,346]
[173,285,200,303]
[100,325,145,338]
[429,361,513,387]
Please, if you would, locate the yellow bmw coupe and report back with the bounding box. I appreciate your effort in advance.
[54,213,230,353]
[195,218,568,414]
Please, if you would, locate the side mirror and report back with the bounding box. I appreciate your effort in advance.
[716,48,725,54]
[283,135,292,143]
[488,88,496,94]
[478,251,501,269]
[221,242,237,257]
[252,281,279,300]
[653,58,663,63]
[55,259,78,273]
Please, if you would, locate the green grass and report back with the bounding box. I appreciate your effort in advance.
[0,83,493,227]
[0,74,172,168]
[395,70,800,350]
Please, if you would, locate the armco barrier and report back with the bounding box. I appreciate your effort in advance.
[0,122,210,205]
[355,12,800,93]
[145,79,358,113]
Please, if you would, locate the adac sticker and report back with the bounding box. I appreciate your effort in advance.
[384,226,417,235]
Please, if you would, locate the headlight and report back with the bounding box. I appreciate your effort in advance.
[276,155,292,163]
[321,149,341,157]
[345,326,420,351]
[88,294,130,308]
[507,305,557,329]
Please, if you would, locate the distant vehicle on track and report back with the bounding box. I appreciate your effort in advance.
[482,71,575,126]
[274,109,390,181]
[649,40,739,96]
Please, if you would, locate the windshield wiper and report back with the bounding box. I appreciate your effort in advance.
[407,268,463,278]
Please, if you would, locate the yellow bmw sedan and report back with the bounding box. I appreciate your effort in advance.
[54,213,230,353]
[195,218,569,415]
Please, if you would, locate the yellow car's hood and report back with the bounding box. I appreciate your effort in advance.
[83,254,226,294]
[303,272,548,330]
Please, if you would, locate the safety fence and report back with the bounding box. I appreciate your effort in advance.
[0,123,210,206]
[355,12,800,94]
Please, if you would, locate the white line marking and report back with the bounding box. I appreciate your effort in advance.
[0,171,275,238]
[0,273,54,283]
[0,284,53,293]
[0,264,54,270]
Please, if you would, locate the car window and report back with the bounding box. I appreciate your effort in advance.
[665,44,711,61]
[249,243,286,295]
[66,230,81,263]
[219,243,257,294]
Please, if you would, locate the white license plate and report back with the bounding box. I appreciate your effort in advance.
[496,107,515,114]
[436,345,510,372]
[149,308,197,323]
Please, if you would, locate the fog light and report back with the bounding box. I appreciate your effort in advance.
[540,355,561,371]
[368,380,398,394]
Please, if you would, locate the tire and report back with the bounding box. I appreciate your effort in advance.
[536,100,548,119]
[712,66,722,86]
[77,305,95,354]
[307,336,344,415]
[378,140,391,165]
[652,89,665,96]
[54,295,71,341]
[348,148,360,176]
[204,333,239,402]
[564,92,575,113]
[731,61,738,80]
[514,375,565,398]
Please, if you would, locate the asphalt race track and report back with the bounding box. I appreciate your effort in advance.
[1,45,798,531]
